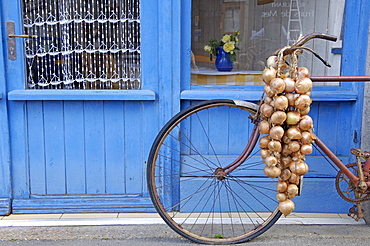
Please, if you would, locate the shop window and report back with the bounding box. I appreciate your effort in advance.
[191,0,345,86]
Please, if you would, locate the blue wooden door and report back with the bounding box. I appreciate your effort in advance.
[0,0,180,214]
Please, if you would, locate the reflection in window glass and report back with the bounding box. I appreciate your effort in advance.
[191,0,345,86]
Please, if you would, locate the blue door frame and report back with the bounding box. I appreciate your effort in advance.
[0,0,369,214]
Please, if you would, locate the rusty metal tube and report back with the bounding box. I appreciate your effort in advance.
[311,76,370,82]
[314,137,359,184]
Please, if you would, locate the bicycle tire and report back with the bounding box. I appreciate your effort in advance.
[147,99,281,244]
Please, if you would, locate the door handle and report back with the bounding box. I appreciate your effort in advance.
[8,34,38,38]
[6,21,37,61]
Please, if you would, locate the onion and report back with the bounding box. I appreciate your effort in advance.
[284,78,296,93]
[295,95,312,110]
[259,120,270,134]
[286,111,301,125]
[268,140,282,152]
[276,181,288,192]
[270,78,285,94]
[267,56,278,68]
[281,155,292,167]
[269,126,285,140]
[300,144,313,155]
[264,155,278,166]
[260,149,270,159]
[264,85,275,97]
[288,141,301,152]
[264,166,281,178]
[264,96,273,105]
[286,93,299,107]
[270,111,287,125]
[276,192,287,202]
[299,106,311,115]
[287,184,299,195]
[262,67,277,84]
[295,78,313,94]
[286,127,302,140]
[279,199,295,216]
[273,96,288,111]
[282,144,292,156]
[260,103,274,118]
[279,169,292,181]
[299,115,313,131]
[290,161,309,176]
[301,131,313,144]
[259,136,270,149]
[297,67,310,80]
[289,173,300,184]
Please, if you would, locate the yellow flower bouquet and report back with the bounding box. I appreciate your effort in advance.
[204,31,241,62]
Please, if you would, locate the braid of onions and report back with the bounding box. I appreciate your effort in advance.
[260,54,314,216]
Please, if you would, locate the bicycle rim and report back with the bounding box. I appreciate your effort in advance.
[147,100,281,244]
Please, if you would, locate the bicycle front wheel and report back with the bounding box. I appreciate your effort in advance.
[147,99,281,244]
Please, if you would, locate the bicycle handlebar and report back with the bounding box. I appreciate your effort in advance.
[272,32,337,56]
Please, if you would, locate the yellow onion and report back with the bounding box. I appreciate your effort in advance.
[264,85,275,97]
[295,78,313,94]
[279,199,295,216]
[273,96,289,111]
[260,103,274,118]
[290,161,309,176]
[270,78,285,94]
[299,115,313,131]
[276,192,288,202]
[267,56,278,69]
[264,96,273,105]
[264,155,278,166]
[286,111,301,125]
[289,172,300,184]
[269,126,285,140]
[259,136,270,148]
[299,106,311,115]
[301,131,313,144]
[295,95,312,110]
[264,166,281,178]
[288,141,301,152]
[260,149,270,159]
[284,78,296,93]
[276,181,288,192]
[282,144,292,157]
[286,127,302,140]
[281,155,292,167]
[297,67,310,79]
[259,120,270,134]
[287,184,299,196]
[279,168,292,181]
[300,144,313,155]
[268,140,282,152]
[286,93,299,107]
[262,67,277,84]
[270,111,287,125]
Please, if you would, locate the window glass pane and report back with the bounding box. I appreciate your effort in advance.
[191,0,345,86]
[22,0,141,89]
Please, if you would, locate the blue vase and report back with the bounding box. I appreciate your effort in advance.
[215,46,233,72]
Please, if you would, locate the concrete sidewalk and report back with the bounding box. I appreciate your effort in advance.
[0,213,368,245]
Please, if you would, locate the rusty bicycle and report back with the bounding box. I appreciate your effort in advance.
[146,33,370,244]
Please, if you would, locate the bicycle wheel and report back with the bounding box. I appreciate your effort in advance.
[147,99,281,244]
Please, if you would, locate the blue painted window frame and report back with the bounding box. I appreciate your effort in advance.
[180,0,369,104]
[4,0,158,101]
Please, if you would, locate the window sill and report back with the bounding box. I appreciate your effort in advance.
[8,90,156,101]
[181,90,358,101]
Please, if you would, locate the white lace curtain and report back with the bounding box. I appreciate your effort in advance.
[22,0,141,89]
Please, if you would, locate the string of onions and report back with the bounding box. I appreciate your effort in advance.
[260,54,314,217]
